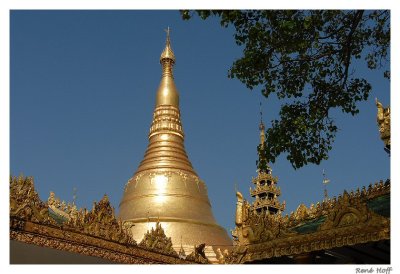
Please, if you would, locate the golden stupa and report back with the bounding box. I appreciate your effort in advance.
[119,29,232,252]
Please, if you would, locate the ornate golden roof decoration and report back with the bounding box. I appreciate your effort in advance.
[10,175,136,246]
[228,180,390,263]
[10,175,55,225]
[376,98,390,151]
[138,221,178,257]
[70,194,136,245]
[10,175,202,264]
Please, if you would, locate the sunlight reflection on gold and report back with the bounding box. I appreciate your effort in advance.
[154,175,168,204]
[160,134,169,141]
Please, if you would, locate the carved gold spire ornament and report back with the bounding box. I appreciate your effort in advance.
[119,29,232,252]
[375,98,390,153]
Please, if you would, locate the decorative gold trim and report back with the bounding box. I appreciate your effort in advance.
[138,221,178,257]
[10,220,194,264]
[119,193,211,206]
[124,217,228,231]
[376,98,390,148]
[134,166,197,175]
[250,184,281,196]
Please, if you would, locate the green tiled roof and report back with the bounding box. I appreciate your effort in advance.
[367,193,390,218]
[48,207,69,225]
[290,192,390,235]
[291,216,326,234]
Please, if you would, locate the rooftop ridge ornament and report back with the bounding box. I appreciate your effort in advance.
[138,221,178,257]
[375,98,390,154]
[10,175,137,246]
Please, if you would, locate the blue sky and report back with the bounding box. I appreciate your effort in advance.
[10,10,390,235]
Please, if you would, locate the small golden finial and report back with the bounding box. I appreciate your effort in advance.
[178,235,186,259]
[160,26,175,63]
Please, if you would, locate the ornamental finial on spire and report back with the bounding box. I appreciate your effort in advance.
[259,102,265,129]
[256,101,270,174]
[259,102,265,146]
[165,26,170,44]
[160,26,175,63]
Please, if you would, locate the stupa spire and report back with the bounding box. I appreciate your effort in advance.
[119,29,232,251]
[136,28,194,175]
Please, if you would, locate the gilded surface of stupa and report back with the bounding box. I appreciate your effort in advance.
[119,29,232,251]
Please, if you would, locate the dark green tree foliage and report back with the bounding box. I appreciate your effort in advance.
[181,10,390,169]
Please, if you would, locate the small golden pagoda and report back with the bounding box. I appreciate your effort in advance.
[250,118,285,214]
[118,29,232,253]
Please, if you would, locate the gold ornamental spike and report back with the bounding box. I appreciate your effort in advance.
[119,29,232,253]
[259,102,265,149]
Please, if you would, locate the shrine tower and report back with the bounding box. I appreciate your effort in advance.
[250,114,285,214]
